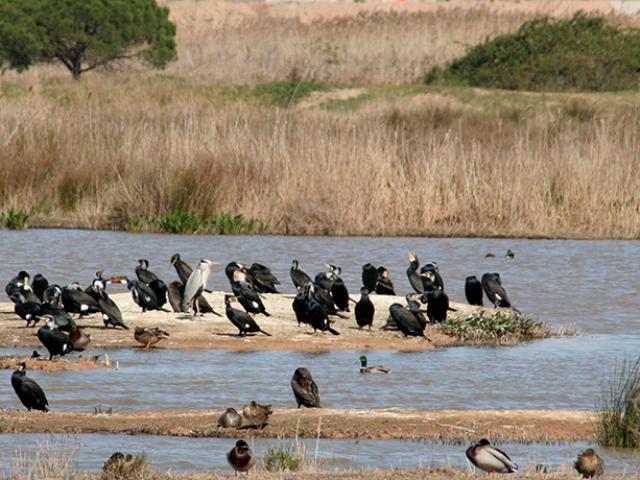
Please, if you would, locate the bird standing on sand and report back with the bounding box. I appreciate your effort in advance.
[466,439,518,473]
[291,367,321,408]
[375,266,395,295]
[361,263,378,292]
[224,295,271,336]
[11,362,49,411]
[575,448,604,478]
[354,287,374,330]
[357,355,390,374]
[37,316,73,360]
[481,273,519,312]
[170,254,221,315]
[465,275,483,306]
[227,440,255,475]
[406,253,424,294]
[290,259,312,290]
[182,259,220,316]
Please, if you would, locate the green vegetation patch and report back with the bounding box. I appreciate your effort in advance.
[596,356,640,448]
[262,445,305,472]
[253,80,328,107]
[129,209,266,235]
[441,312,547,344]
[425,14,640,92]
[0,208,30,230]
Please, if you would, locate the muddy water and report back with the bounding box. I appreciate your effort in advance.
[1,434,638,474]
[0,230,638,333]
[1,334,639,412]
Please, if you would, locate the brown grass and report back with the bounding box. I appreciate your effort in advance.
[1,1,640,238]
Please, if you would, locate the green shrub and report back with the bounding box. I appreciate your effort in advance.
[262,445,304,472]
[2,208,30,230]
[156,209,205,234]
[596,356,640,448]
[441,312,544,343]
[208,212,266,235]
[253,80,328,107]
[425,14,640,92]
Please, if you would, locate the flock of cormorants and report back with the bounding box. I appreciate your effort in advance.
[3,251,603,477]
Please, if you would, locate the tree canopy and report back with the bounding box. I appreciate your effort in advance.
[0,0,176,78]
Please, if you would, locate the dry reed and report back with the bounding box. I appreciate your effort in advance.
[1,1,639,238]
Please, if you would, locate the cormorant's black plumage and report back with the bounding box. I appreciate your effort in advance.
[11,363,49,412]
[361,263,379,292]
[291,367,321,408]
[355,287,374,330]
[465,275,483,306]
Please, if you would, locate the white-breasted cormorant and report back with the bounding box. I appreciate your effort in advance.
[224,295,271,336]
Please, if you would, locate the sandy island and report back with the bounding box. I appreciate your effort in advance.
[0,408,594,443]
[0,292,545,352]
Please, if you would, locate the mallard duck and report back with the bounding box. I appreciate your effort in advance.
[575,448,604,478]
[505,249,515,259]
[11,362,49,411]
[218,407,242,428]
[291,367,321,408]
[241,400,272,429]
[357,355,390,374]
[466,439,518,473]
[134,327,170,350]
[227,440,255,475]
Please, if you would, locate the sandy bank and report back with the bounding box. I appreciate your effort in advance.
[0,354,108,372]
[0,408,594,442]
[0,292,542,352]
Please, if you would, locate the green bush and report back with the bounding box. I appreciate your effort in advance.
[441,312,544,343]
[156,209,205,234]
[208,212,266,235]
[262,445,304,472]
[1,208,30,230]
[425,14,640,92]
[596,356,640,448]
[253,80,328,107]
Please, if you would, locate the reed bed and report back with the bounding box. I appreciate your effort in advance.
[1,79,640,238]
[1,2,639,238]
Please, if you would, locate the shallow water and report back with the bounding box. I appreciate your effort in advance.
[0,229,639,334]
[1,334,639,412]
[1,434,638,474]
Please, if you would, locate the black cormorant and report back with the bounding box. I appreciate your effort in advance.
[361,263,378,292]
[375,266,395,295]
[224,295,271,336]
[291,367,321,408]
[406,254,424,294]
[290,259,312,290]
[354,287,374,330]
[465,276,483,306]
[37,317,73,360]
[11,362,49,411]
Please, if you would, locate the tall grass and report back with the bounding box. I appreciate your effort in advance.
[595,356,640,448]
[1,2,640,238]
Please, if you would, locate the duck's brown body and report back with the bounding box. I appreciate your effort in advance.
[134,327,170,349]
[242,400,272,429]
[227,440,255,474]
[575,449,604,478]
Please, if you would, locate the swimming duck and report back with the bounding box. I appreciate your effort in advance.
[466,439,518,473]
[505,249,515,259]
[227,440,255,475]
[354,287,374,330]
[11,362,49,412]
[357,355,390,374]
[291,367,321,408]
[241,400,272,429]
[574,448,604,478]
[134,326,170,349]
[218,407,243,428]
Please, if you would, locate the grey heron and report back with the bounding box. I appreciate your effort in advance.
[182,259,220,316]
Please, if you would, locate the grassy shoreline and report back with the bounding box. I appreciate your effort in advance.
[2,2,640,239]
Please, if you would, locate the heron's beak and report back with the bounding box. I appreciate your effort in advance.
[208,261,221,267]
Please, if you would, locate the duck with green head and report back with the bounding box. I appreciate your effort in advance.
[357,355,390,374]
